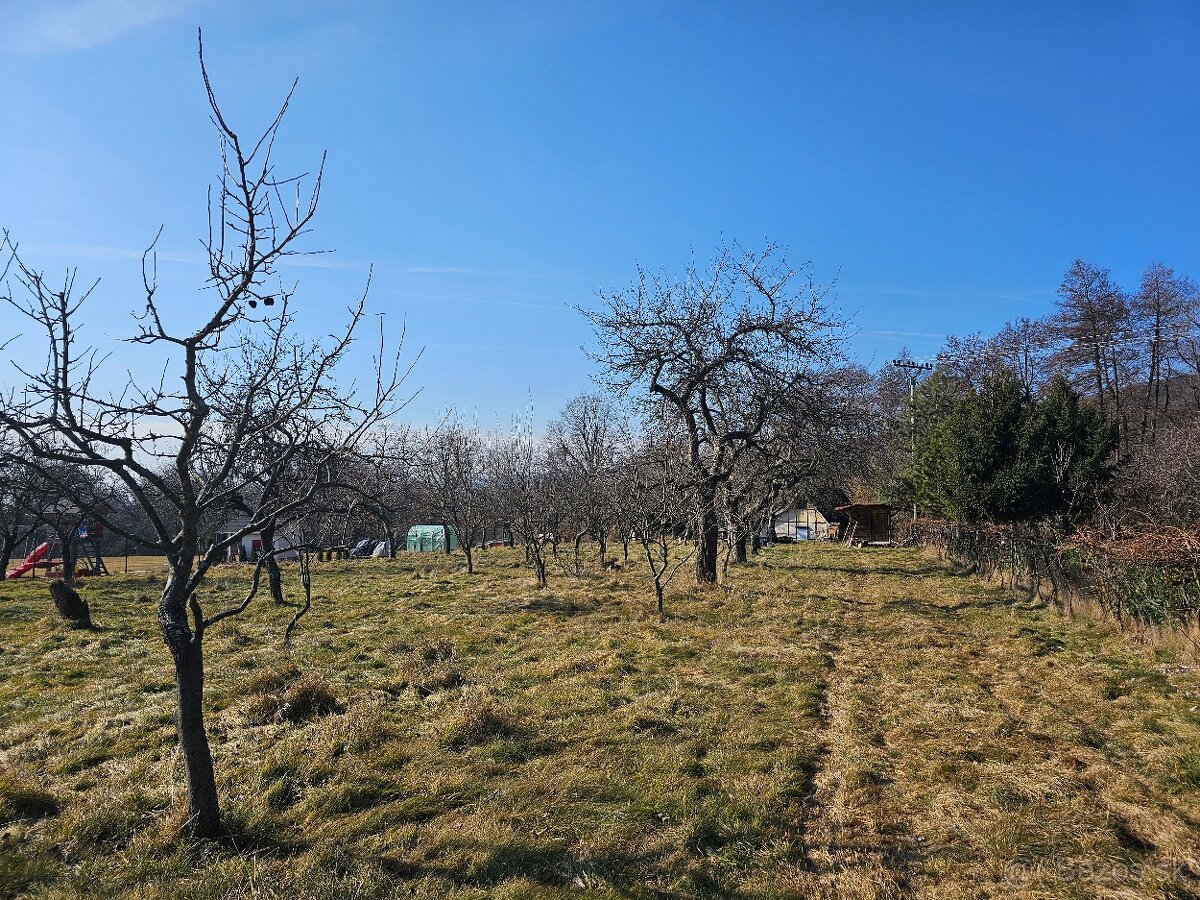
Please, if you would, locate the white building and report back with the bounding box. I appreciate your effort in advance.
[215,517,300,563]
[762,505,832,542]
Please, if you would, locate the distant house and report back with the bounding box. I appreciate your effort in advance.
[833,503,897,545]
[763,505,833,542]
[215,517,300,563]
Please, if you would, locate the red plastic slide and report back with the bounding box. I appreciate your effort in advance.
[5,542,51,579]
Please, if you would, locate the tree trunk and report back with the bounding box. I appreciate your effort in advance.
[597,531,607,565]
[0,537,14,579]
[56,528,77,587]
[261,522,285,604]
[160,572,221,837]
[734,534,748,564]
[695,497,720,584]
[49,579,91,628]
[464,541,474,574]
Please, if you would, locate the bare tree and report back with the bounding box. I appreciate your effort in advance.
[1048,260,1133,438]
[610,420,696,615]
[0,38,409,837]
[0,445,54,577]
[993,317,1053,398]
[583,241,843,583]
[547,393,625,572]
[422,419,492,574]
[1132,262,1196,439]
[492,415,556,587]
[338,425,420,556]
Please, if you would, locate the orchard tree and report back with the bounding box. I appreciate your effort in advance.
[0,446,52,577]
[423,420,492,574]
[340,426,421,556]
[583,242,843,583]
[611,419,696,615]
[493,414,559,587]
[0,38,409,837]
[547,393,626,571]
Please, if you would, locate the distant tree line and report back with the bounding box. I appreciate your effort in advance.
[843,258,1200,533]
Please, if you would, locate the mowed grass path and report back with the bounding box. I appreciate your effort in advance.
[0,544,1198,899]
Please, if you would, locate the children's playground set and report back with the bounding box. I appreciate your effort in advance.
[3,521,109,580]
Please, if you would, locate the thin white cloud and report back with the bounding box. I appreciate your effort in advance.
[859,329,948,340]
[375,289,569,312]
[13,243,493,283]
[2,0,194,54]
[16,242,199,264]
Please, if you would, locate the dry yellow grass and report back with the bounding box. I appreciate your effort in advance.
[0,544,1198,898]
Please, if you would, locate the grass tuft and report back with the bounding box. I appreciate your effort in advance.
[439,691,520,749]
[0,772,61,823]
[243,670,343,725]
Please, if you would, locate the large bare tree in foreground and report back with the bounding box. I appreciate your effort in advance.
[583,242,843,583]
[0,37,409,837]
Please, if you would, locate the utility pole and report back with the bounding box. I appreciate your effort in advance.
[892,360,933,520]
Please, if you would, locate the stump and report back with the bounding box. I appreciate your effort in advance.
[49,580,92,629]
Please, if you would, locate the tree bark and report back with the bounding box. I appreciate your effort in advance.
[160,572,221,838]
[734,534,748,564]
[464,541,474,574]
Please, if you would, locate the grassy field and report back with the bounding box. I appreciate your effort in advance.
[0,544,1198,899]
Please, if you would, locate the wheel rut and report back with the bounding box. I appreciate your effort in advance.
[790,602,919,899]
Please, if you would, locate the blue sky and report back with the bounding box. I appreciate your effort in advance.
[2,1,1199,426]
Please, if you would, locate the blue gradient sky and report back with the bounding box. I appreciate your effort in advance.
[2,2,1198,426]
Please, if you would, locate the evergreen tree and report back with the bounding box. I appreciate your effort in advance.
[905,371,1114,526]
[1021,375,1116,527]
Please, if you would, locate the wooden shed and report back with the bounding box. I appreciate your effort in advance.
[833,503,897,545]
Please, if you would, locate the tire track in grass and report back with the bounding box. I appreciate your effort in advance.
[789,586,919,899]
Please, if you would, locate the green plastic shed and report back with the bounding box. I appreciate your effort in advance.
[405,524,459,553]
